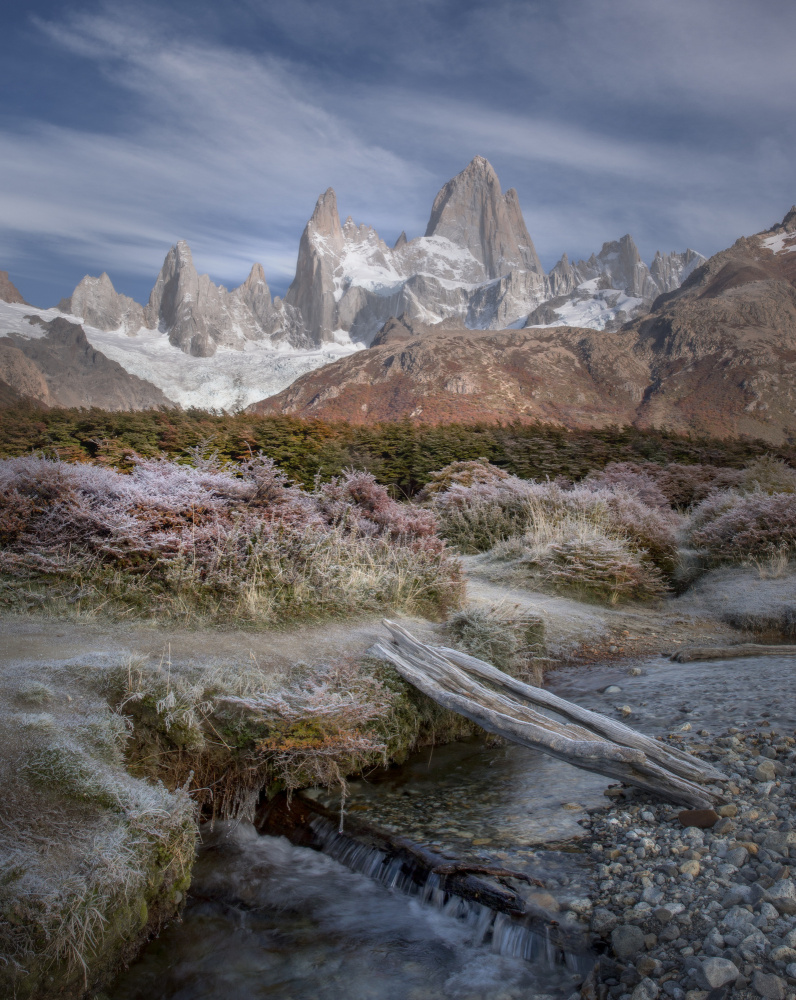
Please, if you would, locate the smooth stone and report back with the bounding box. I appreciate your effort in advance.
[768,878,796,915]
[725,847,748,867]
[678,809,719,829]
[612,924,647,960]
[631,978,659,1000]
[697,957,739,989]
[721,884,752,907]
[751,971,786,1000]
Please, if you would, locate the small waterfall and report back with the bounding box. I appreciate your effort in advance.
[305,813,593,975]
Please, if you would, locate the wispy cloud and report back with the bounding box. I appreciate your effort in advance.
[1,9,430,295]
[1,1,794,304]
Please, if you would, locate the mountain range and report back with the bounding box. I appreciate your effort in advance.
[1,158,794,442]
[252,206,796,443]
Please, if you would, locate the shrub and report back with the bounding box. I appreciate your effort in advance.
[428,461,680,575]
[427,474,537,553]
[585,460,744,510]
[418,458,511,497]
[740,455,796,495]
[489,515,668,603]
[583,463,671,509]
[444,602,545,683]
[0,455,461,624]
[688,489,796,564]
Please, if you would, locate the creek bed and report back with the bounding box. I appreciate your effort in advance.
[109,739,611,1000]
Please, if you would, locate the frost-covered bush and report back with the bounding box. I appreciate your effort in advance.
[0,455,460,624]
[585,460,744,510]
[687,489,796,564]
[739,455,796,495]
[418,458,511,498]
[488,515,667,603]
[428,461,679,575]
[444,602,545,680]
[583,463,671,510]
[428,474,537,553]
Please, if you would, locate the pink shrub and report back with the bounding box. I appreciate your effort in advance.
[688,490,796,562]
[0,455,458,621]
[584,463,671,510]
[315,470,439,546]
[589,461,744,509]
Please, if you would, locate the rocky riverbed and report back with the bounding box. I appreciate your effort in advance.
[571,729,796,1000]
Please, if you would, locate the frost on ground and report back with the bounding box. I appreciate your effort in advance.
[0,656,195,1000]
[0,621,472,999]
[679,565,796,639]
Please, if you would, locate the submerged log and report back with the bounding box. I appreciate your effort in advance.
[373,621,726,809]
[671,643,796,663]
[256,791,590,960]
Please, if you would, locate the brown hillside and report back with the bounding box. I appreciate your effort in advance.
[250,211,796,444]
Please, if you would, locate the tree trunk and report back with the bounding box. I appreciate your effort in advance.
[372,621,726,810]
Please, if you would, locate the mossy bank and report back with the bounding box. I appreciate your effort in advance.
[0,617,476,1000]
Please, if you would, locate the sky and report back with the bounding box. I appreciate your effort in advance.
[2,0,795,306]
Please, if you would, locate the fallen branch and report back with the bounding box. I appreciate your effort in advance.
[373,621,726,809]
[671,644,796,663]
[431,862,546,887]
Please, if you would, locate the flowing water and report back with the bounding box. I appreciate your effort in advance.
[109,739,607,1000]
[109,822,588,1000]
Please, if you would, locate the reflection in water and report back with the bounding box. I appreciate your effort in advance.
[110,823,585,1000]
[316,736,607,879]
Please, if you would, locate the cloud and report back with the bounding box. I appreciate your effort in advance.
[1,0,794,304]
[1,8,431,295]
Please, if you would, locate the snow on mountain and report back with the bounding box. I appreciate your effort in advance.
[530,239,707,331]
[762,231,796,254]
[285,158,551,345]
[3,156,707,409]
[0,298,359,411]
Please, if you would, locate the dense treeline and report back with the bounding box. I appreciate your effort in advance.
[1,405,793,494]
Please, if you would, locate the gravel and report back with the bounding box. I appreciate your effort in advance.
[578,728,796,1000]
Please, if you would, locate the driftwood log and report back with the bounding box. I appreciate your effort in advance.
[373,621,726,809]
[671,643,796,663]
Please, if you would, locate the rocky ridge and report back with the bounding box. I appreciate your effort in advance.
[44,157,703,363]
[0,271,27,306]
[536,240,705,330]
[251,206,796,444]
[0,314,172,410]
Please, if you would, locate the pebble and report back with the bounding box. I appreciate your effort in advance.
[751,970,786,1000]
[612,924,647,959]
[677,809,719,829]
[586,729,796,1000]
[698,956,739,989]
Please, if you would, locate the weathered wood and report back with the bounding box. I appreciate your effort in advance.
[438,645,725,783]
[373,621,726,809]
[671,643,796,663]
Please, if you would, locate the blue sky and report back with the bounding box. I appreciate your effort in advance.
[2,0,795,305]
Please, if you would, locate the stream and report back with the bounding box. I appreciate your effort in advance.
[109,739,607,1000]
[109,649,796,999]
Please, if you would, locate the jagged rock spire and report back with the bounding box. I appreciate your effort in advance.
[285,189,344,343]
[424,156,543,278]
